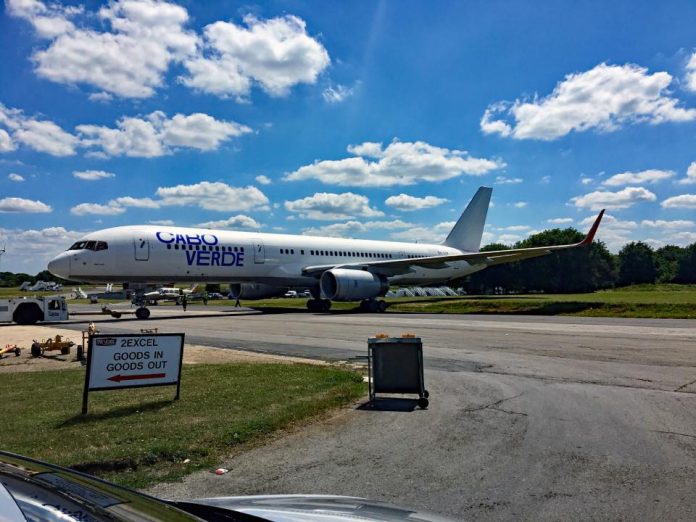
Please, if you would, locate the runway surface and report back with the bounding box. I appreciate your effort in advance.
[64,306,696,520]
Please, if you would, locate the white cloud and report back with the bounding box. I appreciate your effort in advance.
[547,217,573,224]
[497,225,531,232]
[322,84,355,104]
[6,0,78,38]
[384,194,448,211]
[641,219,695,229]
[160,113,251,151]
[661,194,696,209]
[602,169,674,186]
[512,201,527,208]
[77,111,250,157]
[255,175,272,185]
[149,219,174,225]
[389,221,456,243]
[196,215,262,229]
[0,129,15,152]
[156,181,269,212]
[112,196,160,209]
[285,192,383,220]
[580,176,594,185]
[303,219,412,237]
[0,197,52,213]
[571,187,656,210]
[685,52,696,93]
[70,202,125,216]
[10,0,198,98]
[579,213,637,251]
[13,119,78,156]
[0,226,85,273]
[73,170,115,181]
[494,176,523,184]
[677,162,696,185]
[8,173,25,182]
[481,63,696,140]
[285,139,504,187]
[182,15,329,100]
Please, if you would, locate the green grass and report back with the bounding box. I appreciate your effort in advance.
[203,284,696,319]
[0,363,365,488]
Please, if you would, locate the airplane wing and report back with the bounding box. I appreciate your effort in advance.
[302,210,605,278]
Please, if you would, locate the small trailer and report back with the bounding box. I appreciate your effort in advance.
[0,296,69,325]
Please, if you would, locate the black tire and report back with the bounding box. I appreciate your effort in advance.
[60,346,70,355]
[417,397,429,409]
[359,300,368,312]
[13,304,42,325]
[112,311,122,319]
[321,299,332,312]
[31,342,42,358]
[378,300,387,313]
[306,300,316,312]
[14,348,20,357]
[423,390,430,399]
[77,345,84,361]
[135,307,151,320]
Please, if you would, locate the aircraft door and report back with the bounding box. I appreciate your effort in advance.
[134,237,150,261]
[254,241,265,264]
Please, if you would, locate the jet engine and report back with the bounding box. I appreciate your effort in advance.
[229,283,286,300]
[319,269,389,301]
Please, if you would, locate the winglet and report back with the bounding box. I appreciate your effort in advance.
[580,209,605,246]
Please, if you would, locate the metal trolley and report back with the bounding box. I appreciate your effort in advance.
[367,336,429,409]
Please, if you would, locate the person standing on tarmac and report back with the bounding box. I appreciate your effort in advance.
[181,293,187,312]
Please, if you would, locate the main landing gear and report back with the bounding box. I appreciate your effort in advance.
[307,299,332,313]
[359,299,387,313]
[135,307,151,320]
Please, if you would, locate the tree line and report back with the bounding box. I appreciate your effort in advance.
[463,228,696,294]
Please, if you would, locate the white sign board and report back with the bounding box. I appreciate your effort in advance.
[83,333,184,414]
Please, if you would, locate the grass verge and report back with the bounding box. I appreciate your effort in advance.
[200,284,696,319]
[0,363,365,488]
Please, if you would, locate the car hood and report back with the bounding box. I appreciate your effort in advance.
[188,494,456,522]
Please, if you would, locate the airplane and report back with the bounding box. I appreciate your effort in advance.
[48,187,605,319]
[142,285,198,305]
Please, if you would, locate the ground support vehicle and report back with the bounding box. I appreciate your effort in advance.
[0,296,69,325]
[30,335,74,357]
[0,344,21,358]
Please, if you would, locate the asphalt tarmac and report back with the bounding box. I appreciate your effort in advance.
[63,305,696,520]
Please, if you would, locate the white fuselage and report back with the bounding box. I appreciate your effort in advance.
[48,225,484,289]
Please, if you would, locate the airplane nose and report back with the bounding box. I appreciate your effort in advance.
[48,253,70,279]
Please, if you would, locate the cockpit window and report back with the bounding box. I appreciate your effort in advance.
[68,241,109,251]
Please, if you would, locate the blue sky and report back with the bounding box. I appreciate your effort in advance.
[2,0,696,273]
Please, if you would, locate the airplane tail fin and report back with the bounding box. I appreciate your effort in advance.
[443,186,492,252]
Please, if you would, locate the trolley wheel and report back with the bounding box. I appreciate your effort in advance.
[30,342,42,358]
[417,397,429,409]
[422,390,430,399]
[112,311,122,318]
[77,345,84,361]
[14,347,21,357]
[60,346,71,355]
[135,307,151,320]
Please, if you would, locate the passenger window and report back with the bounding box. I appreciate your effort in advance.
[234,246,238,252]
[167,244,171,250]
[240,247,244,253]
[291,249,294,254]
[174,244,179,250]
[301,250,305,255]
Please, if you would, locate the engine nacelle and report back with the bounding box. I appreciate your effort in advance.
[229,283,286,300]
[320,269,389,301]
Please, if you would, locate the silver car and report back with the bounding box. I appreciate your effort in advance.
[0,451,455,521]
